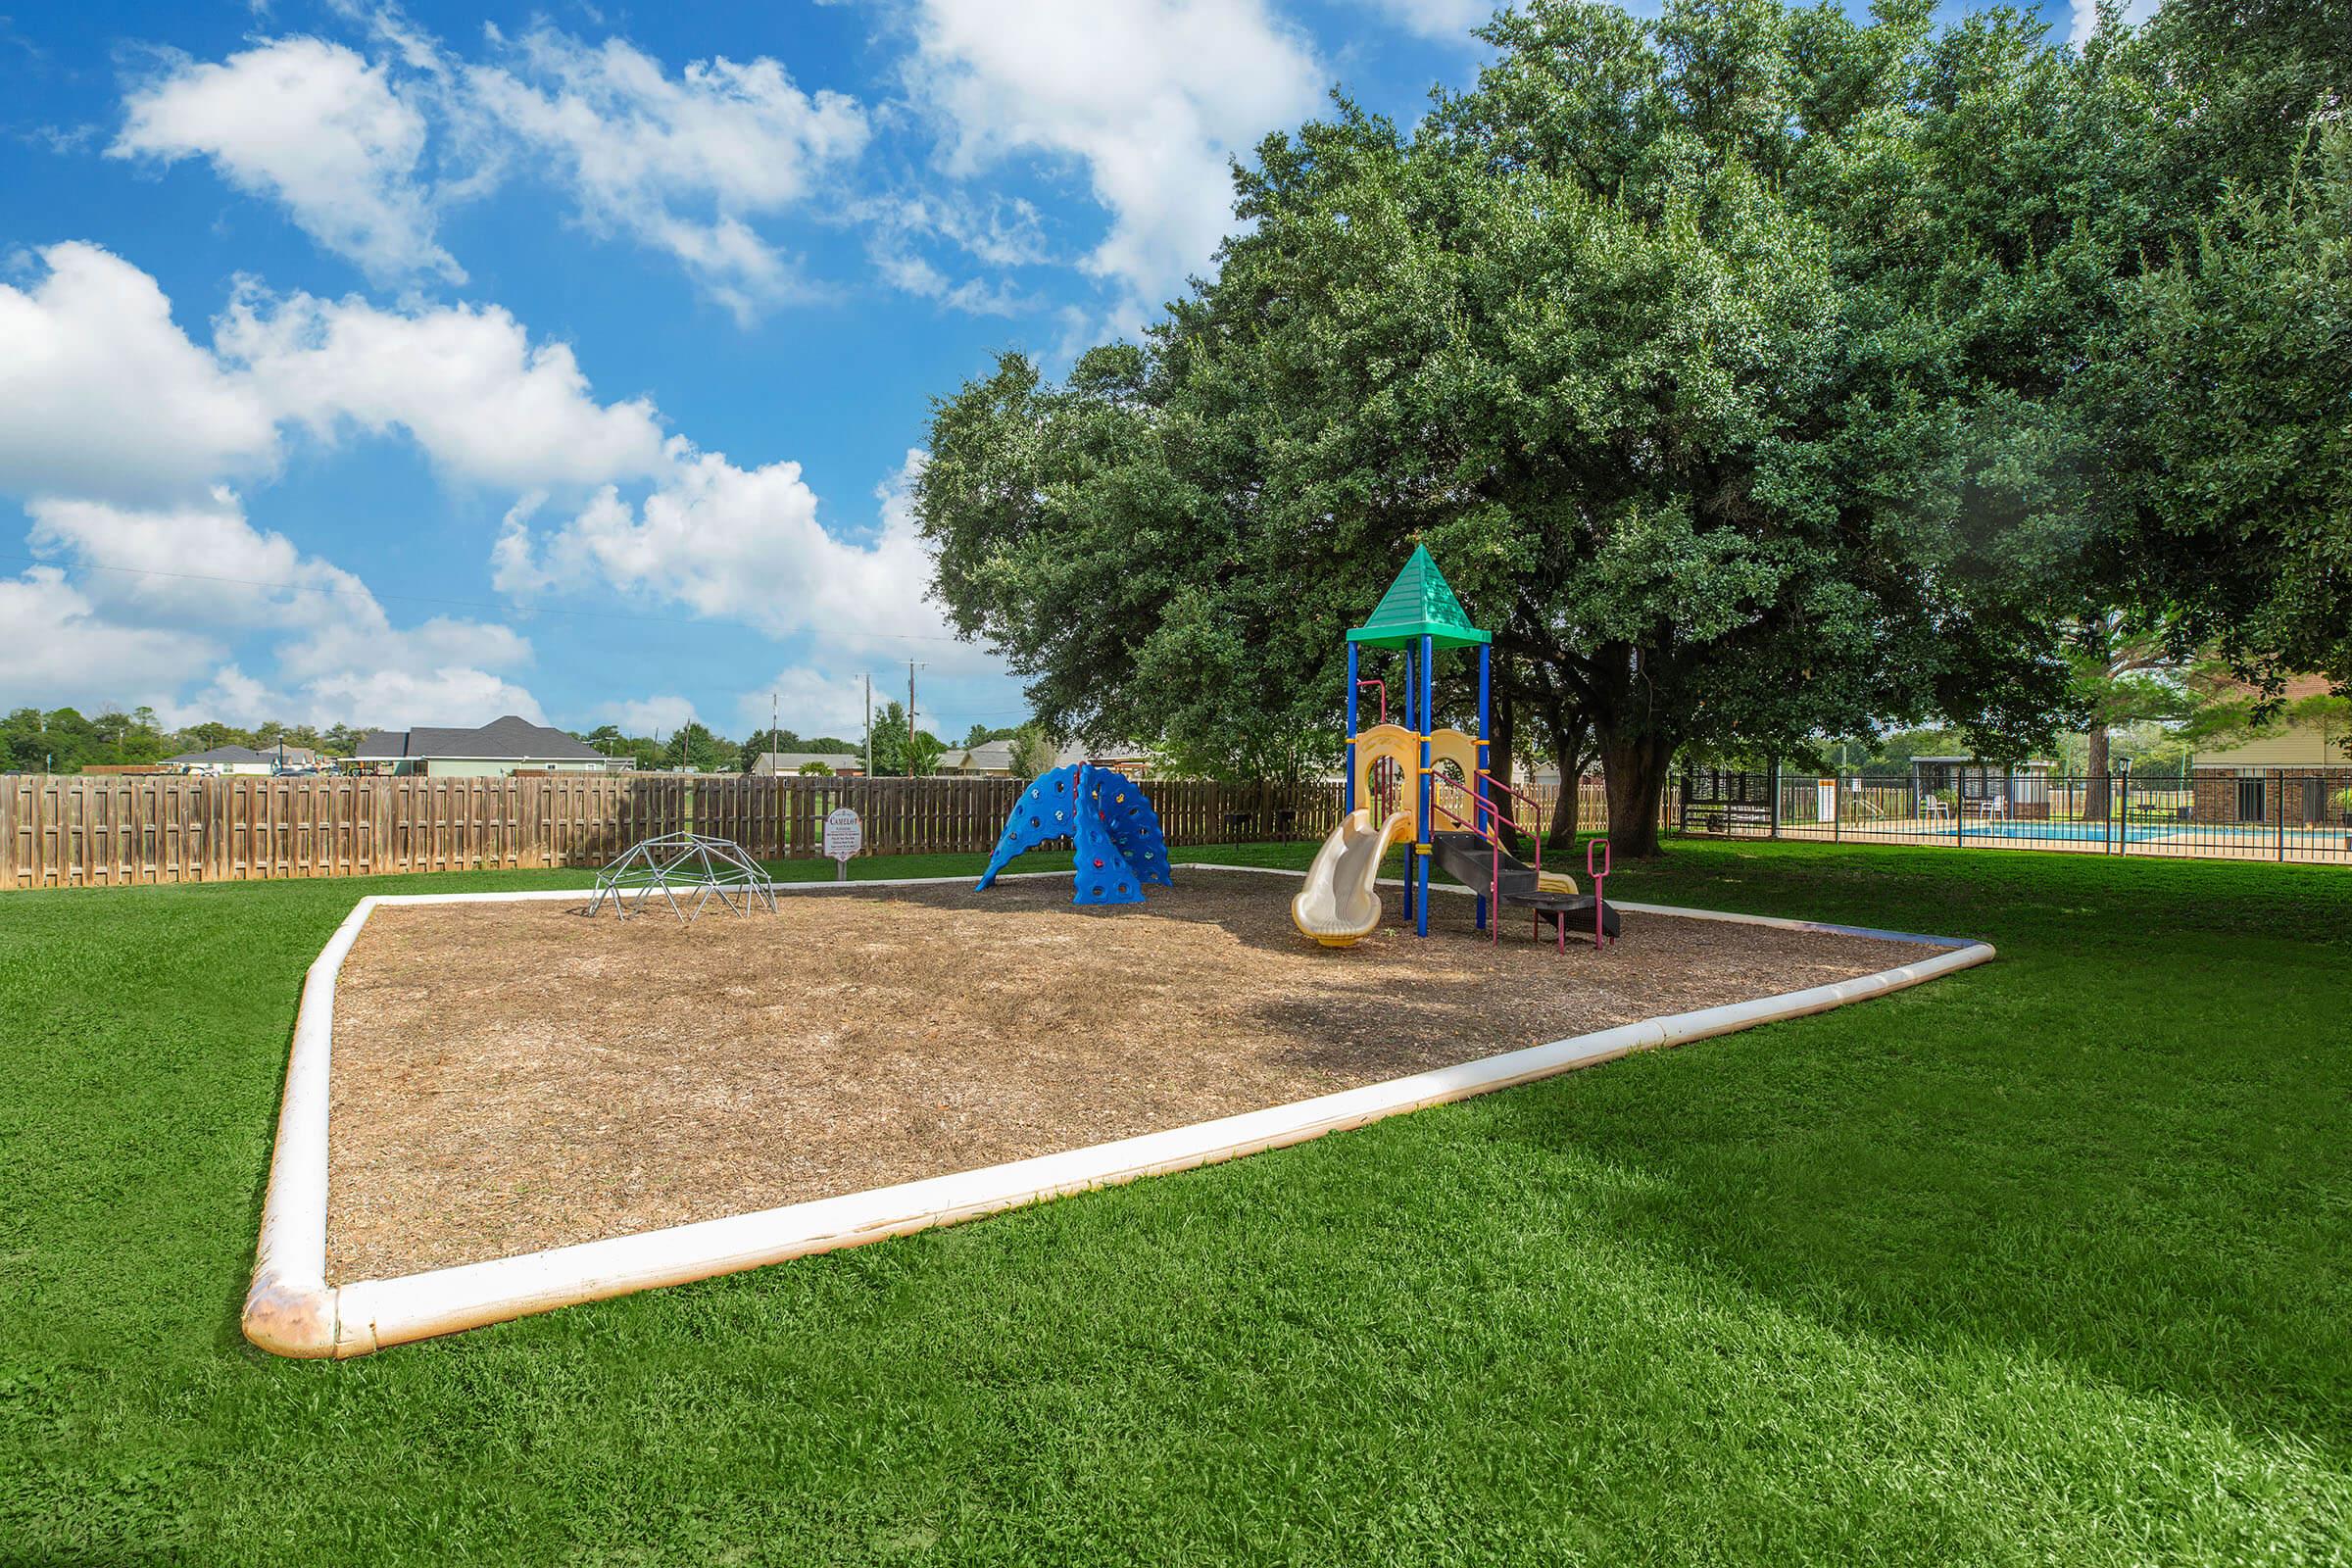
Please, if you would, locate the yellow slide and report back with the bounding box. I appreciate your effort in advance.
[1291,808,1412,947]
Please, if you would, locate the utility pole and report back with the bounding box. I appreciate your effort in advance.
[907,660,924,774]
[863,674,873,777]
[769,691,778,776]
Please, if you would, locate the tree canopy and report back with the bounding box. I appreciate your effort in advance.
[865,700,947,776]
[0,708,370,773]
[917,0,2351,852]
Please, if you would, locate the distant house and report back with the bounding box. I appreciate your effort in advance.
[750,751,864,777]
[2190,675,2346,771]
[937,739,1016,776]
[2189,675,2348,826]
[352,716,614,777]
[938,739,1156,778]
[165,745,276,776]
[1054,740,1154,777]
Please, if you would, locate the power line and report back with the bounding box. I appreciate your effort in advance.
[0,553,983,646]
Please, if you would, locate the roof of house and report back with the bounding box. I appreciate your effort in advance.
[941,739,1017,771]
[1348,545,1490,651]
[757,751,862,772]
[354,715,606,760]
[2189,671,2337,706]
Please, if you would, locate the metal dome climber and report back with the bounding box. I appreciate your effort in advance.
[975,761,1174,906]
[587,832,779,922]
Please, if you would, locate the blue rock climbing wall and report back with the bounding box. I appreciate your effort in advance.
[975,763,1085,890]
[1070,774,1144,906]
[974,761,1171,905]
[1084,769,1172,890]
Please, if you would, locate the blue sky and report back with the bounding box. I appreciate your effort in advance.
[0,0,2092,744]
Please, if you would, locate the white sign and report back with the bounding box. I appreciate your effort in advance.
[1817,778,1838,822]
[822,808,862,871]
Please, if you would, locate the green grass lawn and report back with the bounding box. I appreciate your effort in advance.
[4,840,2348,1564]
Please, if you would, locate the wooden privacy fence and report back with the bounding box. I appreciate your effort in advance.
[0,773,1348,891]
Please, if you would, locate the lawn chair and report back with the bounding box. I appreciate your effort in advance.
[1921,794,1950,822]
[1971,795,2008,820]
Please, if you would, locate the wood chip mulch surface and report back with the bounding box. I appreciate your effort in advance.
[323,870,1948,1281]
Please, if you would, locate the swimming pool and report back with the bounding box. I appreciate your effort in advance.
[1955,821,2348,848]
[1957,822,2144,843]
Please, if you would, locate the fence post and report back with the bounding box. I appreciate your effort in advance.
[2277,768,2286,862]
[1769,758,1782,840]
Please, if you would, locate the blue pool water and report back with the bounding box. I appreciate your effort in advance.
[1958,822,2150,843]
[1953,821,2346,847]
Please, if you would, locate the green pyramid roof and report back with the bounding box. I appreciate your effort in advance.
[1346,545,1490,649]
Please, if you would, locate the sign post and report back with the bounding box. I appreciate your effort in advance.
[822,807,862,881]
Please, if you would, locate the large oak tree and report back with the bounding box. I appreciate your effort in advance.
[916,0,2348,853]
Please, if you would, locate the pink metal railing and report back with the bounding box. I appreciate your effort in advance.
[1423,768,1557,946]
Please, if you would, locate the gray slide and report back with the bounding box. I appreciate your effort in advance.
[1431,830,1621,940]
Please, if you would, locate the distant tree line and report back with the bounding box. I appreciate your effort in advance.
[574,710,1057,778]
[1,705,1063,780]
[0,707,371,774]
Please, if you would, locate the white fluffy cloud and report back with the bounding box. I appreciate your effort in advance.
[905,0,1324,312]
[0,243,278,503]
[24,490,326,623]
[463,24,869,318]
[113,36,461,284]
[107,19,868,318]
[219,285,670,489]
[0,566,223,713]
[596,695,699,736]
[0,243,665,506]
[101,7,1329,327]
[2,242,1011,729]
[737,667,875,740]
[22,490,540,728]
[493,446,982,666]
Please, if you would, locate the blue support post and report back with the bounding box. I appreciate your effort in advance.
[1416,633,1434,938]
[1474,642,1491,933]
[1344,641,1358,814]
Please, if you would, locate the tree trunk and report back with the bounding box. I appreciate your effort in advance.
[1543,710,1587,848]
[2085,726,2111,821]
[1547,770,1580,846]
[1601,730,1674,858]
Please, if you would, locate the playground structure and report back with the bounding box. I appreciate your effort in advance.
[976,761,1173,905]
[586,832,778,922]
[1292,547,1620,951]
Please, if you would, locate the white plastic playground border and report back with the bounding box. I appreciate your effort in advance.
[243,865,1994,1358]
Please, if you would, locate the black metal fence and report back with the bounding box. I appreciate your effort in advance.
[1682,767,2352,867]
